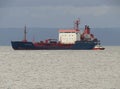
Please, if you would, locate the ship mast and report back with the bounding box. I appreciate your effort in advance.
[23,25,27,42]
[74,18,80,30]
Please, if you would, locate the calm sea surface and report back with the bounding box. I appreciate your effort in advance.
[0,46,120,89]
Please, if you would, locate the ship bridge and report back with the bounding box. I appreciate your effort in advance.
[58,19,81,44]
[59,29,81,44]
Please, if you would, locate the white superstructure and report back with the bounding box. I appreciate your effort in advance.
[59,29,81,44]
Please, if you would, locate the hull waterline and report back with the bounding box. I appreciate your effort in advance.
[11,41,97,50]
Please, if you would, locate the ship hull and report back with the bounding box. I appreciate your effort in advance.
[11,41,97,50]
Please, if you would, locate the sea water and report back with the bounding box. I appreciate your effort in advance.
[0,46,120,89]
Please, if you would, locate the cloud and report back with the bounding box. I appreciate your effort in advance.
[0,0,13,7]
[1,5,119,28]
[107,0,120,6]
[0,5,111,20]
[1,0,120,8]
[0,0,109,8]
[0,0,120,28]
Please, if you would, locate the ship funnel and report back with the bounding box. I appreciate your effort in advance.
[84,25,90,34]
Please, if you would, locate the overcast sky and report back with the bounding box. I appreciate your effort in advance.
[0,0,120,28]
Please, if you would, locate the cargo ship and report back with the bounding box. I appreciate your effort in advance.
[11,19,105,50]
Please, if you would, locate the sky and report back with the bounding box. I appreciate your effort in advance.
[0,0,120,28]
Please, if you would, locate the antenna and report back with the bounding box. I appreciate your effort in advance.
[74,18,80,30]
